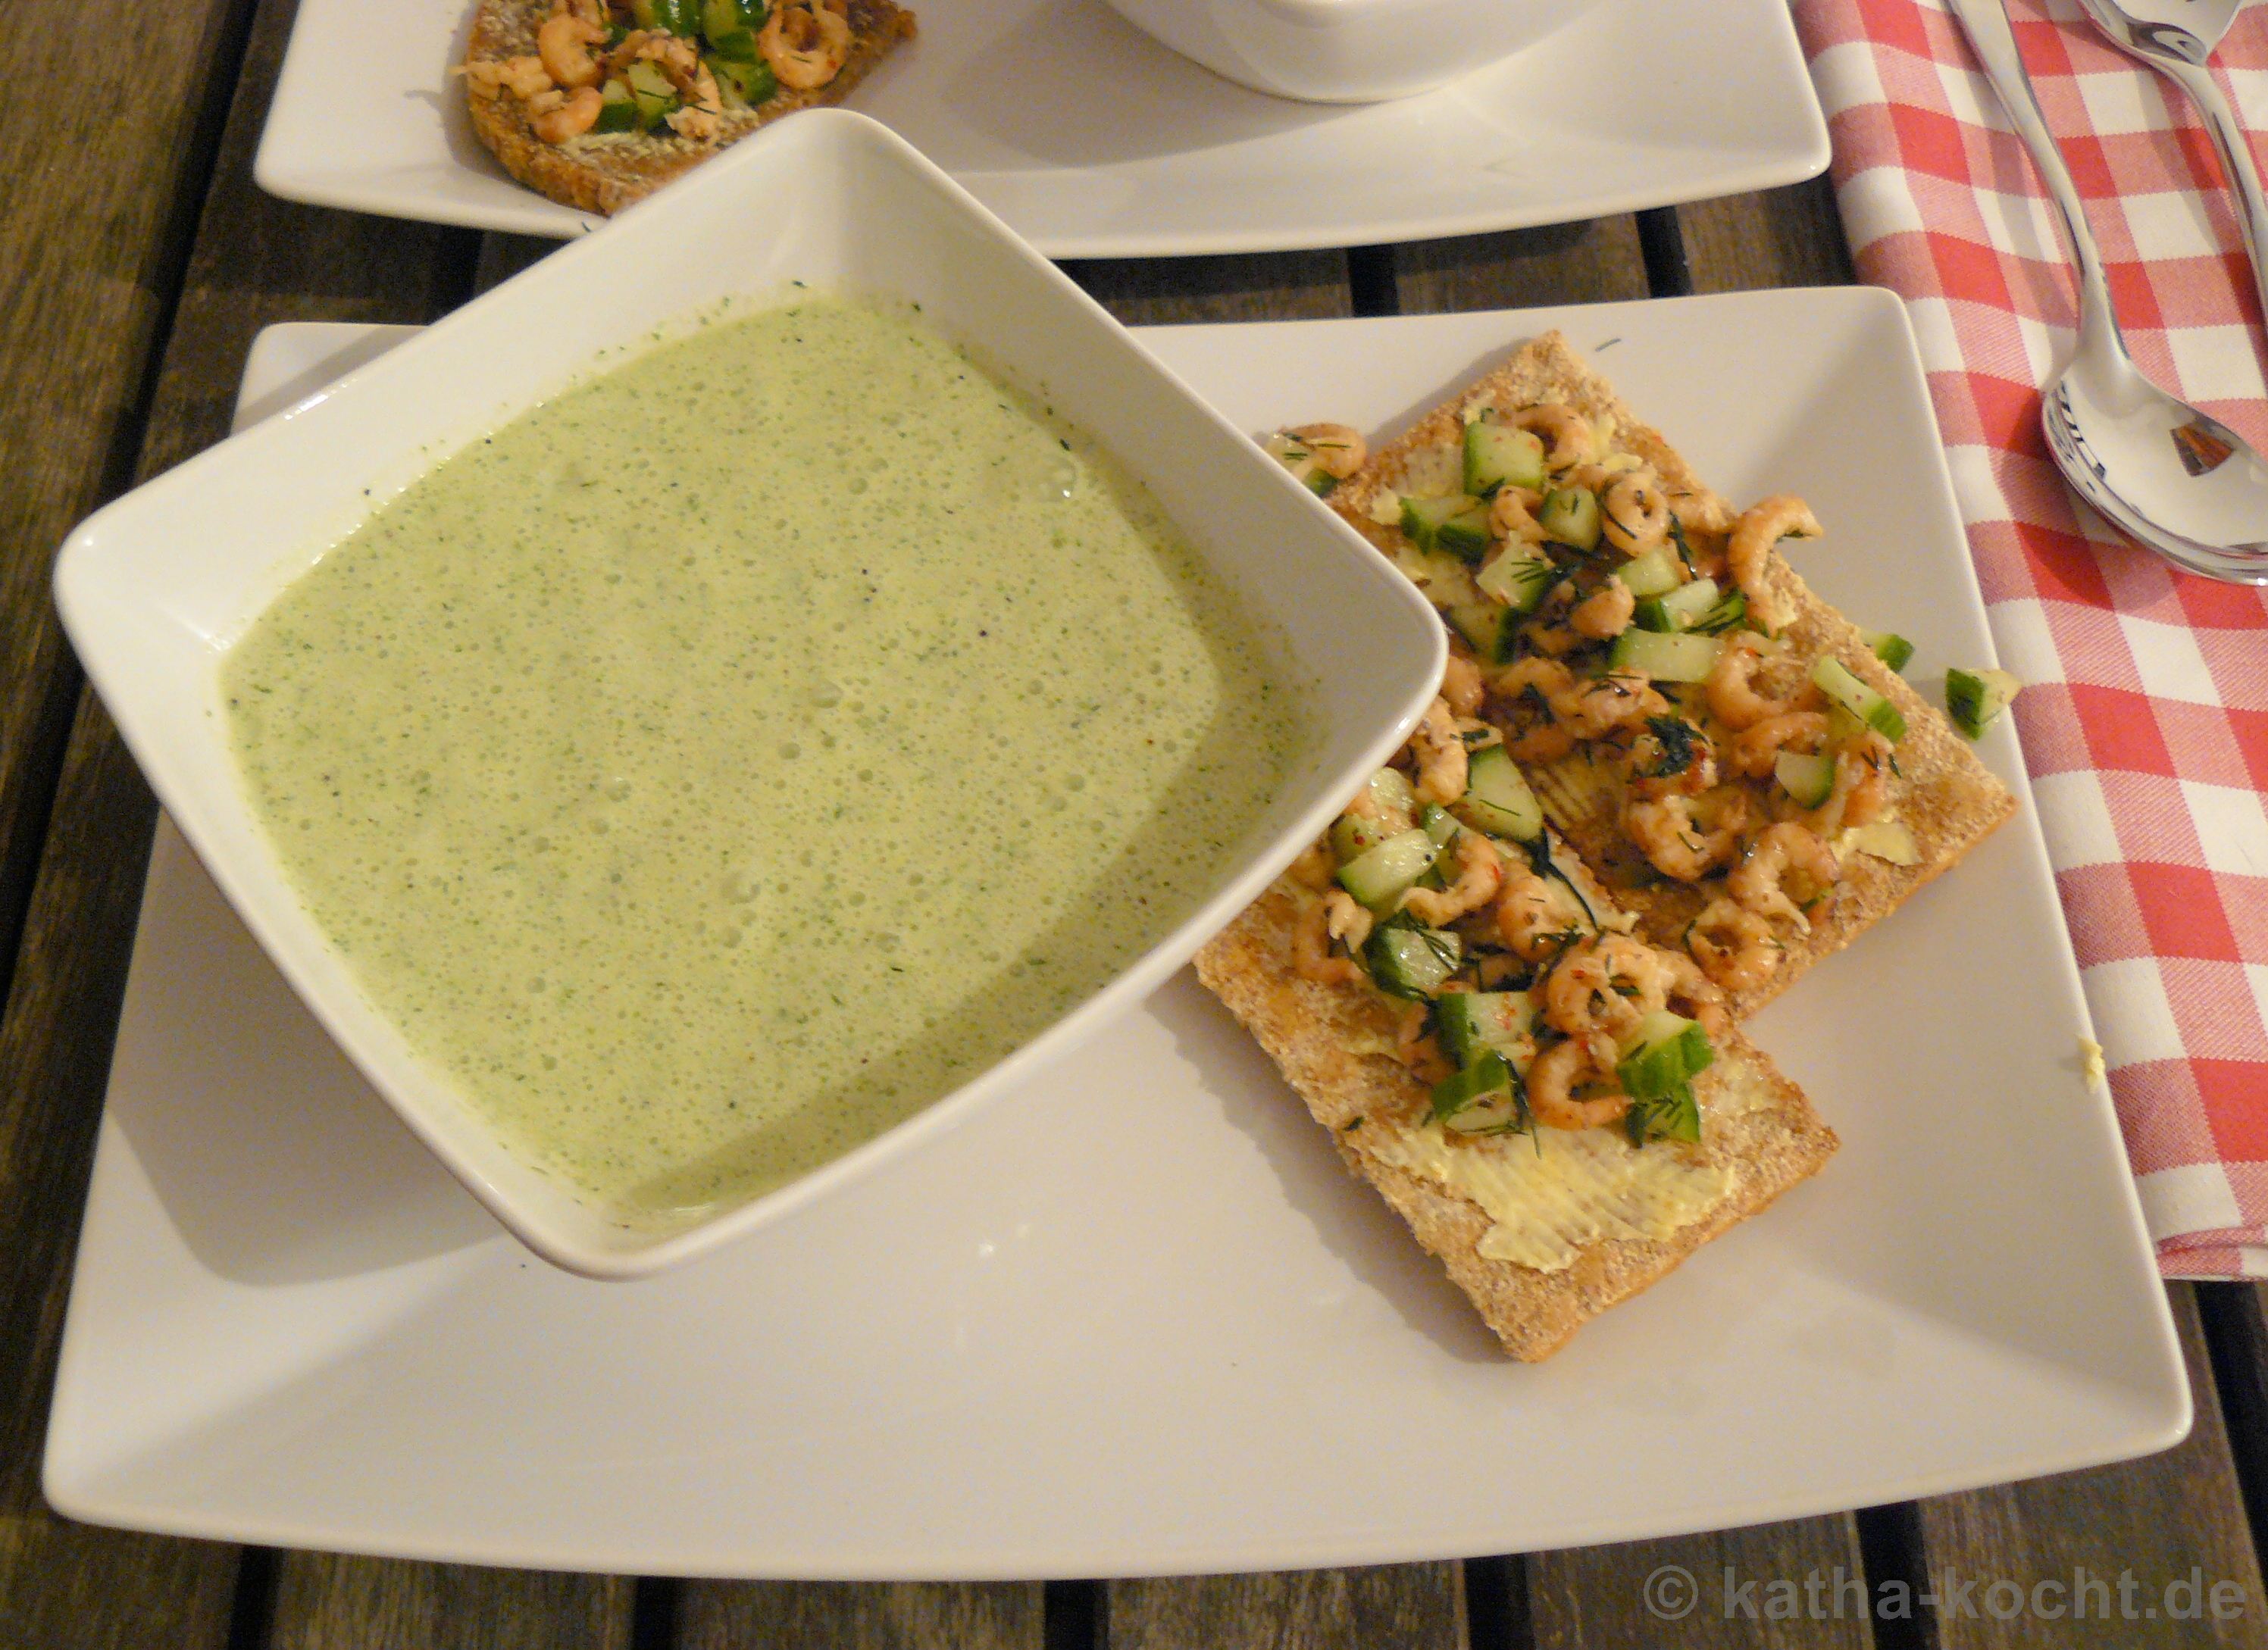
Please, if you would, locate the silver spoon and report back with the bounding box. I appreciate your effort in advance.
[2076,0,2268,332]
[1950,0,2268,582]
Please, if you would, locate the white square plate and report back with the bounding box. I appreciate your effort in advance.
[251,0,1828,256]
[45,289,2186,1577]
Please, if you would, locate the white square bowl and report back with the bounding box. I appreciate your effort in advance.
[52,110,1446,1280]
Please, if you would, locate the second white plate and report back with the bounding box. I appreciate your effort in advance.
[252,0,1828,256]
[46,292,2183,1577]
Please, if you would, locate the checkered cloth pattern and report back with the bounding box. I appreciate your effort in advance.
[1793,0,2268,1277]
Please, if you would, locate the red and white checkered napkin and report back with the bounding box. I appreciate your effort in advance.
[1792,0,2268,1277]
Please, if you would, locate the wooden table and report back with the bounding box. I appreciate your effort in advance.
[5,2,2267,1644]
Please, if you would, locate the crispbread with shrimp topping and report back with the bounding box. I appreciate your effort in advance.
[1328,333,2016,1020]
[1193,852,1837,1362]
[462,0,914,218]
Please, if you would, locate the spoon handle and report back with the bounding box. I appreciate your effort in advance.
[2154,59,2268,338]
[1947,0,2126,367]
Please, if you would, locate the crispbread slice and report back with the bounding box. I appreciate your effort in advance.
[465,0,915,217]
[1194,880,1837,1361]
[1331,332,2016,1017]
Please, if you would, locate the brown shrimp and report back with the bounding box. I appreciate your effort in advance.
[1569,577,1636,640]
[1729,821,1838,932]
[1687,897,1779,993]
[1730,711,1831,780]
[1394,1002,1453,1085]
[1287,838,1336,890]
[1601,470,1672,555]
[1802,731,1895,837]
[1528,1036,1631,1131]
[1409,698,1467,805]
[1541,933,1671,1040]
[1510,405,1594,471]
[1626,716,1719,799]
[1494,865,1589,960]
[1559,670,1669,740]
[1283,423,1367,480]
[1293,894,1363,985]
[1490,487,1548,545]
[1441,650,1486,718]
[530,84,603,141]
[1706,630,1819,732]
[1402,833,1504,926]
[1623,791,1744,882]
[1725,495,1821,635]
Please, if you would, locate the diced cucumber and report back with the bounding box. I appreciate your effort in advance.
[1618,547,1682,599]
[632,0,699,33]
[1444,1085,1531,1135]
[1435,991,1538,1070]
[1447,602,1520,664]
[1689,589,1749,634]
[1453,745,1544,842]
[1419,804,1460,847]
[1945,667,2019,739]
[1537,487,1600,552]
[1774,749,1836,808]
[1813,657,1907,742]
[1365,766,1417,817]
[1625,1086,1701,1146]
[624,58,678,126]
[703,0,759,57]
[593,76,639,133]
[712,55,776,104]
[1475,545,1557,614]
[1608,628,1723,683]
[1862,629,1915,672]
[1462,420,1547,496]
[1616,1011,1715,1101]
[1330,812,1391,864]
[1400,493,1491,562]
[1634,575,1721,634]
[1337,829,1441,913]
[1366,917,1460,1000]
[1430,1050,1512,1124]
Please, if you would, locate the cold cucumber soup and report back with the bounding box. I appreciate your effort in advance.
[225,293,1312,1226]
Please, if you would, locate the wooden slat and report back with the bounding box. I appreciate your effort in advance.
[673,1580,1043,1649]
[1677,179,1855,295]
[1064,253,1353,325]
[1107,1564,1464,1650]
[1913,1286,2266,1648]
[266,1557,633,1650]
[0,0,477,1639]
[0,0,251,1002]
[1391,220,1653,314]
[1528,1519,1872,1649]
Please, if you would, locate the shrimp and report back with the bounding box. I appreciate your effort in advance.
[1403,833,1503,926]
[1287,839,1336,890]
[1490,487,1547,545]
[1729,821,1838,932]
[1729,711,1830,780]
[536,12,606,88]
[1395,1002,1453,1085]
[1409,698,1467,805]
[1542,933,1670,1040]
[1569,577,1636,640]
[1669,491,1734,536]
[1653,950,1728,1035]
[1281,423,1366,480]
[1601,470,1672,555]
[1528,1036,1631,1131]
[530,83,603,141]
[1559,670,1668,740]
[1293,895,1363,985]
[1510,405,1594,472]
[1706,630,1817,732]
[1440,651,1485,719]
[1687,897,1779,993]
[1627,716,1718,798]
[1802,731,1894,837]
[759,0,852,88]
[468,54,555,100]
[1623,792,1742,882]
[1495,865,1590,960]
[1725,495,1821,635]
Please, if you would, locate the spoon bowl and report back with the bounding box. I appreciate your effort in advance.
[1952,0,2268,583]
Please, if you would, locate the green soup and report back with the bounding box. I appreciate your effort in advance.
[225,294,1311,1223]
